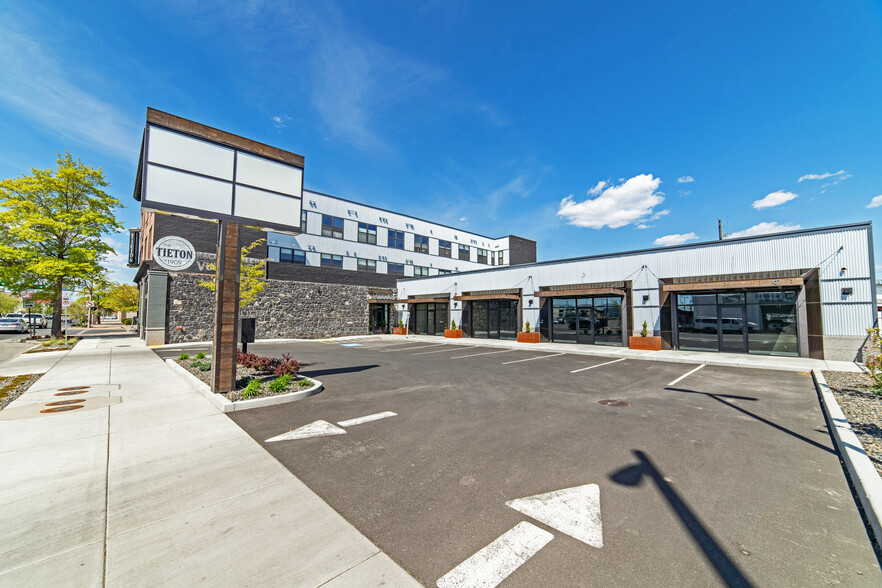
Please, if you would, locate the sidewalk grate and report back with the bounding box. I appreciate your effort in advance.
[45,399,87,407]
[58,385,91,391]
[40,405,84,413]
[597,399,630,407]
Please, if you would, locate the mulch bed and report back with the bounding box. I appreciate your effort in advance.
[174,358,313,402]
[823,371,882,478]
[0,374,44,411]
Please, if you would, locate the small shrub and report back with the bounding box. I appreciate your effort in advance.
[178,353,190,360]
[525,320,531,333]
[240,378,262,399]
[451,319,456,330]
[191,359,211,371]
[641,321,649,338]
[237,351,259,368]
[195,351,206,359]
[252,355,276,372]
[41,340,54,347]
[297,378,313,388]
[274,353,300,376]
[864,328,882,394]
[268,374,293,393]
[398,319,404,328]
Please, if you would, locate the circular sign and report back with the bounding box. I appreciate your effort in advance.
[152,236,196,271]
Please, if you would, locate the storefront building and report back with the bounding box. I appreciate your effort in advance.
[396,222,876,361]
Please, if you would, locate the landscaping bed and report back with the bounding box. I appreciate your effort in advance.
[0,374,43,411]
[174,351,313,402]
[823,370,882,477]
[24,338,79,353]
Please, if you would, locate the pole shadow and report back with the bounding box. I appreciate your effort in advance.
[610,449,754,588]
[300,364,380,378]
[667,387,835,455]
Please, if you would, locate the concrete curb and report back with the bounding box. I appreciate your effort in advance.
[812,369,882,545]
[166,359,323,413]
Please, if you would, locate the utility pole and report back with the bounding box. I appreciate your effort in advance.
[718,219,723,241]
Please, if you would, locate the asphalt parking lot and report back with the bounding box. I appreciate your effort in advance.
[156,338,881,586]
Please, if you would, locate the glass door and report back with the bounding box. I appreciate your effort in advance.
[576,298,594,344]
[719,304,747,353]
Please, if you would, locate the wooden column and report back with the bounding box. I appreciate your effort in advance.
[211,221,240,393]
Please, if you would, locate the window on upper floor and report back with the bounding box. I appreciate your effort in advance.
[388,230,405,249]
[497,251,504,265]
[300,210,308,232]
[279,248,306,265]
[477,248,488,264]
[320,253,343,268]
[414,265,429,277]
[387,263,405,276]
[357,222,377,245]
[357,258,376,272]
[437,269,452,275]
[438,240,452,257]
[458,244,470,261]
[321,215,344,239]
[414,234,429,254]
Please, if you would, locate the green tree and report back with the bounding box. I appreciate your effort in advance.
[0,152,123,337]
[74,273,112,325]
[0,292,17,315]
[199,238,267,308]
[103,283,139,315]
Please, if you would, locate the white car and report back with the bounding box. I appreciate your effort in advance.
[0,317,28,333]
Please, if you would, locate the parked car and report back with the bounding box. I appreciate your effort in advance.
[0,317,28,333]
[3,313,24,319]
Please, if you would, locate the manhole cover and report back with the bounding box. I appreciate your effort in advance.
[45,399,87,407]
[58,386,90,391]
[55,390,87,396]
[40,405,84,413]
[597,399,630,407]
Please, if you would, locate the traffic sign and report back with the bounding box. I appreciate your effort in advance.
[23,299,35,309]
[85,300,95,308]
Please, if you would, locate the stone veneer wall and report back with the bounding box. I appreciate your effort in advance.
[165,272,392,343]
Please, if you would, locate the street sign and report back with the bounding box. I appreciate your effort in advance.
[85,300,95,308]
[62,291,72,307]
[23,299,35,309]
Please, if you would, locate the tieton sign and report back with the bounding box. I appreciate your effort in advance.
[152,236,196,271]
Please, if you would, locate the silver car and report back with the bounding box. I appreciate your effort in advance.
[0,317,28,333]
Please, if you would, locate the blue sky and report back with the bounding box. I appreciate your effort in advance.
[2,1,882,283]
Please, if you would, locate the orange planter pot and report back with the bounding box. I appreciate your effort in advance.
[629,336,662,350]
[393,327,407,335]
[444,329,463,338]
[517,332,540,343]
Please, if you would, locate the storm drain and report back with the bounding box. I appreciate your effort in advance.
[40,405,84,413]
[597,399,631,407]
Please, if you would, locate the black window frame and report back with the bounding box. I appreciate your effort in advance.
[477,248,488,264]
[414,234,429,254]
[458,244,470,261]
[279,247,306,265]
[387,262,405,276]
[438,240,452,257]
[321,215,344,239]
[388,230,405,249]
[300,210,308,232]
[357,222,377,245]
[320,253,344,268]
[357,258,377,272]
[414,265,430,277]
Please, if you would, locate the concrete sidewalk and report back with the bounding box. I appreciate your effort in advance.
[0,337,419,587]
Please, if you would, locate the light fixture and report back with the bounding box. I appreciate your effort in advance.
[841,287,853,296]
[528,299,534,306]
[642,295,650,304]
[841,267,847,274]
[454,302,458,308]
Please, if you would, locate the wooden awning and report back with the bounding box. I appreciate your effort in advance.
[398,297,450,304]
[533,287,626,298]
[661,277,803,292]
[367,299,397,304]
[454,293,521,301]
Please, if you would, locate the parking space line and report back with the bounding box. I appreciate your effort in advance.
[380,343,446,352]
[570,357,626,373]
[502,352,566,365]
[667,364,706,386]
[436,521,553,588]
[450,349,516,359]
[412,346,476,355]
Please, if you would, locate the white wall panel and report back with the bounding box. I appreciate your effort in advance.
[821,303,876,336]
[235,152,302,197]
[233,186,301,226]
[148,127,234,180]
[145,164,232,216]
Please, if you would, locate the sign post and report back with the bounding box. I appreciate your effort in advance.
[62,290,72,344]
[210,221,241,393]
[23,295,35,337]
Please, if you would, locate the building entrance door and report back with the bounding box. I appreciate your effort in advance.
[412,303,448,336]
[719,304,748,353]
[469,300,518,339]
[369,303,389,334]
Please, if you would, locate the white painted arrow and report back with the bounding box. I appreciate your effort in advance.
[505,483,603,548]
[337,411,397,427]
[265,420,346,442]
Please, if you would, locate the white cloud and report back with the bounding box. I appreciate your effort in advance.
[821,173,852,193]
[458,216,468,222]
[677,176,694,184]
[557,174,664,229]
[752,190,798,209]
[650,209,670,221]
[636,223,650,230]
[654,232,698,247]
[867,195,882,209]
[272,115,291,129]
[0,19,140,160]
[726,222,801,239]
[798,170,847,182]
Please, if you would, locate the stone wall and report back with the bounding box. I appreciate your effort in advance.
[165,272,393,343]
